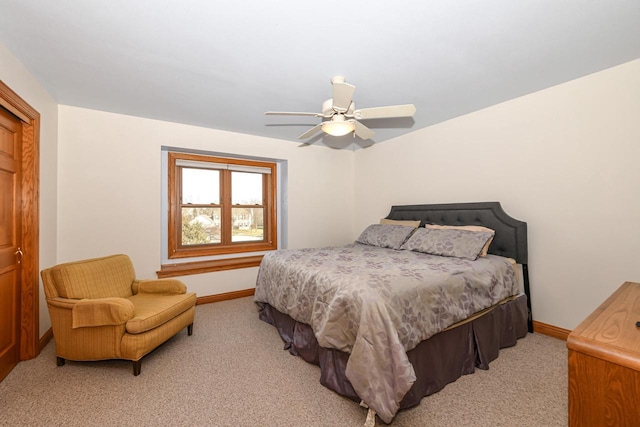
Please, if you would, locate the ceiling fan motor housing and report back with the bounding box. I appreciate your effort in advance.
[322,98,355,116]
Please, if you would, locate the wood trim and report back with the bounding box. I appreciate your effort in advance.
[0,81,40,361]
[533,320,570,341]
[167,151,277,259]
[38,327,53,352]
[196,288,255,305]
[158,255,263,278]
[167,152,178,258]
[0,84,31,123]
[221,163,231,245]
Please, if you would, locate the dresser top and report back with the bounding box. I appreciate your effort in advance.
[567,281,640,371]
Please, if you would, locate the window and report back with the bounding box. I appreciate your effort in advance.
[167,152,277,261]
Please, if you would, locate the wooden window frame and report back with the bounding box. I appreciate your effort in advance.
[167,152,277,262]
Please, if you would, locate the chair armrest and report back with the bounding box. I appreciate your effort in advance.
[47,297,80,310]
[132,279,187,295]
[70,297,135,329]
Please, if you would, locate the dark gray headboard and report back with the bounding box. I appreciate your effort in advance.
[385,202,528,264]
[385,201,532,332]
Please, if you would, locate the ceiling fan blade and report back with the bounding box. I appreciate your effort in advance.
[265,111,323,117]
[298,123,323,139]
[353,104,416,120]
[353,121,375,140]
[332,82,355,112]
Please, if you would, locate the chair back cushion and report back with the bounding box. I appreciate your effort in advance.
[48,254,135,299]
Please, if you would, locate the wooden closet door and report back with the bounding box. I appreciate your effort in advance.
[0,104,23,381]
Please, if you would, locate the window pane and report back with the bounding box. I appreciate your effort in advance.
[182,168,220,204]
[231,172,262,205]
[232,208,264,242]
[182,207,221,245]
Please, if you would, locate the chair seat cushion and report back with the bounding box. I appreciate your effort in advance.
[126,292,196,334]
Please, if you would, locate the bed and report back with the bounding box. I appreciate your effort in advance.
[254,202,531,425]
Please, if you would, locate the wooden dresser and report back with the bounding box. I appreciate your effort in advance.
[566,281,640,426]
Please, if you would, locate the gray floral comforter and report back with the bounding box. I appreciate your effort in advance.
[254,243,519,423]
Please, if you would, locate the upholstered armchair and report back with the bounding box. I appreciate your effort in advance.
[41,254,196,375]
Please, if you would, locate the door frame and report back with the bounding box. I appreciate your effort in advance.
[0,80,40,360]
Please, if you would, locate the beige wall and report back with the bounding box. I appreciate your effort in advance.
[354,59,640,331]
[0,42,58,336]
[56,106,356,298]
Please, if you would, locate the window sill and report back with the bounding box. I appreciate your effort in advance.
[158,255,263,278]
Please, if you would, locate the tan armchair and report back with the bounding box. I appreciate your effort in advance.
[41,254,196,375]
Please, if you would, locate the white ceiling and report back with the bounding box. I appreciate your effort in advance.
[1,1,640,149]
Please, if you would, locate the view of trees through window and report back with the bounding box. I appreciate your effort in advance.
[181,170,265,246]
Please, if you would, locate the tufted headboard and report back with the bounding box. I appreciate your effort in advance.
[385,201,532,331]
[385,201,527,264]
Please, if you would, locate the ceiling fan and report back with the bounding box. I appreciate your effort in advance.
[265,76,416,140]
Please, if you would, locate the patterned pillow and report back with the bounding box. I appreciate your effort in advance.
[356,224,417,250]
[424,224,495,256]
[400,227,494,260]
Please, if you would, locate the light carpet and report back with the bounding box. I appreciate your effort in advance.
[0,297,568,426]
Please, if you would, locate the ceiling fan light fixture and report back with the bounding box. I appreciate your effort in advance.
[322,118,355,136]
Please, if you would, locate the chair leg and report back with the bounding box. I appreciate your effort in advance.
[187,323,193,336]
[56,357,65,367]
[132,360,142,376]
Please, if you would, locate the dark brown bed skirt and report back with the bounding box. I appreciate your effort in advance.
[257,294,529,414]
